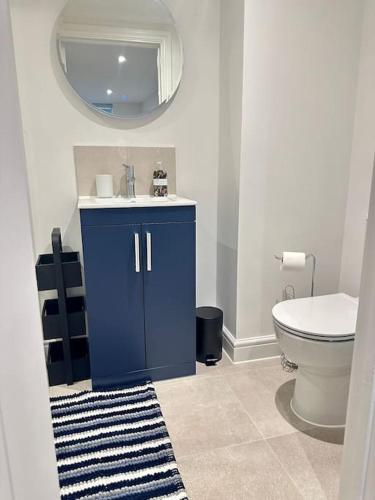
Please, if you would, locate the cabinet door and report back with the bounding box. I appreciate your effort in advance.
[82,224,146,383]
[142,222,196,368]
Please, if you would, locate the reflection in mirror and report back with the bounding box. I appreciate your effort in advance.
[56,0,183,119]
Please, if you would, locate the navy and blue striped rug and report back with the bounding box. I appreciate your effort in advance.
[50,380,188,500]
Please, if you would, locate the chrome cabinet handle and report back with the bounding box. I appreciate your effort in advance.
[134,233,141,273]
[146,232,152,272]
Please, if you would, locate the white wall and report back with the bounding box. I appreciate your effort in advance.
[0,0,60,497]
[217,0,244,334]
[236,0,364,339]
[340,0,375,298]
[10,0,370,352]
[10,0,220,306]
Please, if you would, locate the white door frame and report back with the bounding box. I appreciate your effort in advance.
[58,23,173,104]
[3,0,375,497]
[340,160,375,499]
[0,0,60,498]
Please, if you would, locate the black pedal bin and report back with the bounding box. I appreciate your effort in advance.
[196,307,223,365]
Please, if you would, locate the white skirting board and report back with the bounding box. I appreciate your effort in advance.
[223,326,281,363]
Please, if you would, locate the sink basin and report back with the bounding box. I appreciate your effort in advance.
[94,195,174,205]
[78,195,196,210]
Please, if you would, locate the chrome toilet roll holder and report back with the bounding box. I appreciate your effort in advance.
[274,253,316,297]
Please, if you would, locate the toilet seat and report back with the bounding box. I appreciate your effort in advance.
[272,293,358,343]
[273,317,354,342]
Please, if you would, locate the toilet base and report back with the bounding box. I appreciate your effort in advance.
[291,365,351,427]
[290,399,346,429]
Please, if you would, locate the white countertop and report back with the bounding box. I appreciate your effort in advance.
[78,195,197,209]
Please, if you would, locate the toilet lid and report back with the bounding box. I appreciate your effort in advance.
[272,293,358,340]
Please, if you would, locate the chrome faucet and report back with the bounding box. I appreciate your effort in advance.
[123,164,136,198]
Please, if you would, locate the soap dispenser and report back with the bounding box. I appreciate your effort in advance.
[153,161,168,197]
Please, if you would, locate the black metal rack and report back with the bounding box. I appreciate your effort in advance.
[35,228,90,386]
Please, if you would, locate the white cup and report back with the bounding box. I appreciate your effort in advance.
[96,174,114,198]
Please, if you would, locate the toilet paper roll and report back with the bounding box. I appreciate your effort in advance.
[280,252,306,271]
[96,174,114,198]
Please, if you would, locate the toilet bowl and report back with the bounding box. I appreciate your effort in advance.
[272,293,358,427]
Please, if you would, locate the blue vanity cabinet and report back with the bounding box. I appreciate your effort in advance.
[80,224,146,384]
[80,206,196,388]
[142,222,196,369]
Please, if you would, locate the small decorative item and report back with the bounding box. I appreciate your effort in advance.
[153,162,168,197]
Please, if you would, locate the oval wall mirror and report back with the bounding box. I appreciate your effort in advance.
[56,0,183,119]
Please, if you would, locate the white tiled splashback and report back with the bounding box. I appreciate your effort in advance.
[74,146,177,197]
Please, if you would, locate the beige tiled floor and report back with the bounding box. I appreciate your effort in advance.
[50,354,344,499]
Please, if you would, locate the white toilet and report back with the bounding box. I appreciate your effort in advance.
[272,293,358,427]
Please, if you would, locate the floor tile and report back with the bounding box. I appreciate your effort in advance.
[156,375,261,458]
[71,379,92,391]
[267,429,344,499]
[219,356,281,375]
[48,384,82,398]
[155,373,238,417]
[48,379,92,398]
[195,361,222,377]
[177,440,303,500]
[47,358,342,498]
[195,351,232,377]
[226,365,311,438]
[163,398,262,459]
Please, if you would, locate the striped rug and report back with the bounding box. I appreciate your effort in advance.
[50,380,188,500]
